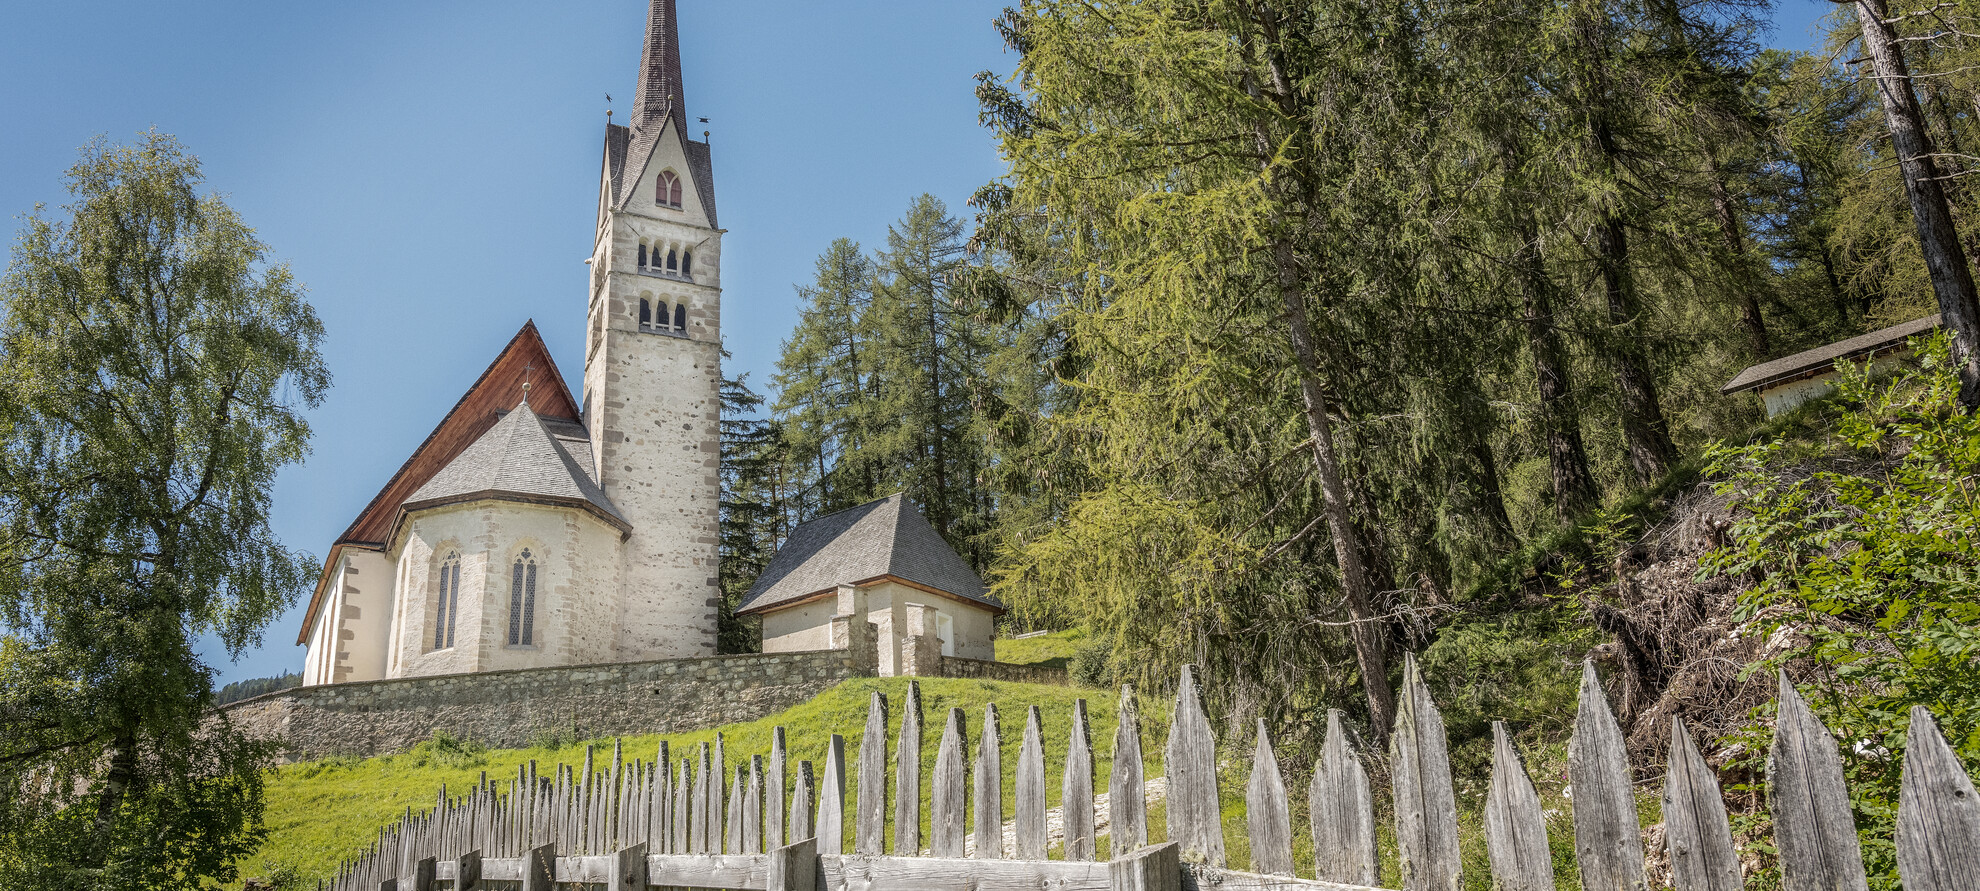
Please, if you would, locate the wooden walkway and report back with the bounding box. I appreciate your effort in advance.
[317,658,1980,890]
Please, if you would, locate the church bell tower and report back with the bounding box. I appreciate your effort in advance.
[584,0,723,658]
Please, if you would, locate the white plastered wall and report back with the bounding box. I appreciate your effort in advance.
[757,580,998,671]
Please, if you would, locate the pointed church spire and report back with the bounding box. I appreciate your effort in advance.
[630,0,686,134]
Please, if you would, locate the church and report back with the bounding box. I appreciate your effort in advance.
[297,1,1001,687]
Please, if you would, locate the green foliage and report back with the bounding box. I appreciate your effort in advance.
[0,132,326,890]
[1705,333,1980,888]
[216,672,303,706]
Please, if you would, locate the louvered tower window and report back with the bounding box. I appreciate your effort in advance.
[509,549,537,646]
[434,552,460,650]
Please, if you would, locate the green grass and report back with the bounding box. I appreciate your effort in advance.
[242,676,1168,888]
[994,628,1085,670]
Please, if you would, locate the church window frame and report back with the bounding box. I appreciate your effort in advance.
[666,248,678,273]
[681,251,692,277]
[639,298,653,331]
[657,170,683,209]
[637,241,648,269]
[507,547,539,648]
[673,302,687,333]
[433,551,461,651]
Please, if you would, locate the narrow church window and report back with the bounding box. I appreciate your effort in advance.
[673,302,687,332]
[682,251,693,277]
[637,242,648,269]
[658,171,683,209]
[509,549,537,646]
[666,249,678,273]
[434,552,460,650]
[639,298,652,331]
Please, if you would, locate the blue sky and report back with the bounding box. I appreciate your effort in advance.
[0,1,1839,687]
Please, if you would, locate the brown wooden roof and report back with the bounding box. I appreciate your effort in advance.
[295,321,582,644]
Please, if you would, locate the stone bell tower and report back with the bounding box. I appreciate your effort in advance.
[583,0,723,658]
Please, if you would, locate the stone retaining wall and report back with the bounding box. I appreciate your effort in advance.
[225,646,871,760]
[940,655,1071,687]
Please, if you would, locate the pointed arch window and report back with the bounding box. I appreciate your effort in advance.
[433,552,460,650]
[657,171,683,209]
[673,302,687,332]
[509,548,537,647]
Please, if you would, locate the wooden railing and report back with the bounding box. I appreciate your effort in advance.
[317,656,1980,891]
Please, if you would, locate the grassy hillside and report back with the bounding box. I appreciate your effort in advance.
[244,676,1168,888]
[994,628,1085,668]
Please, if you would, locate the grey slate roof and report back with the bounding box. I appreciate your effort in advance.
[1722,315,1942,394]
[402,401,629,530]
[605,0,717,224]
[739,494,1001,615]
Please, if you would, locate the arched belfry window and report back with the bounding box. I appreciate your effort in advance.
[682,251,693,277]
[434,552,460,650]
[639,298,652,330]
[657,171,683,209]
[666,249,679,273]
[637,242,648,269]
[673,302,687,332]
[509,548,537,647]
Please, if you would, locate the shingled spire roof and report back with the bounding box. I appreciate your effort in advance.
[399,400,629,532]
[630,0,686,136]
[738,494,1002,616]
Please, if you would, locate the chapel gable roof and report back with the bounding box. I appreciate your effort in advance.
[1722,314,1942,394]
[738,494,1001,616]
[296,321,581,643]
[399,400,626,530]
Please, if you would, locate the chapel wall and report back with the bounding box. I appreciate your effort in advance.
[333,549,395,683]
[225,647,872,761]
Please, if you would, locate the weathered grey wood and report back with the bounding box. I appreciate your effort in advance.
[653,743,670,852]
[768,727,787,851]
[726,765,746,855]
[744,755,765,855]
[975,703,1005,859]
[823,853,1110,891]
[790,761,816,844]
[1181,867,1391,891]
[857,690,890,856]
[608,843,646,891]
[519,843,555,891]
[894,682,923,857]
[1664,718,1740,891]
[1768,672,1868,891]
[1109,842,1181,891]
[1390,654,1460,891]
[641,852,769,889]
[412,857,435,891]
[1017,705,1050,861]
[673,758,691,856]
[711,734,728,854]
[818,734,847,855]
[768,837,818,891]
[1110,685,1148,858]
[1899,705,1980,890]
[1064,698,1097,862]
[1310,709,1377,886]
[932,706,970,858]
[693,743,711,854]
[1246,719,1294,877]
[1481,722,1552,891]
[1166,665,1225,867]
[1567,659,1644,891]
[456,849,481,891]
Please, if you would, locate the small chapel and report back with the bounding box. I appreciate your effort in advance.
[295,1,812,685]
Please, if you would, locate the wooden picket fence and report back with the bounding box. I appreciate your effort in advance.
[316,656,1980,891]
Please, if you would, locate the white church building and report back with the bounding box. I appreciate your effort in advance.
[298,1,1000,687]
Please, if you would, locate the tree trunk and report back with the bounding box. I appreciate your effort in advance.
[1855,0,1980,409]
[1271,239,1397,741]
[1510,198,1601,521]
[93,732,138,850]
[1707,164,1773,358]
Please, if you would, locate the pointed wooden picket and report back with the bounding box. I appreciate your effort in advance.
[767,727,787,851]
[1898,705,1980,891]
[1063,698,1097,862]
[1769,672,1868,891]
[1165,665,1225,867]
[932,706,970,858]
[857,690,890,855]
[691,744,710,855]
[975,704,1005,859]
[1664,718,1739,891]
[744,755,765,855]
[1244,719,1294,876]
[1482,722,1552,891]
[1391,654,1460,891]
[1311,709,1378,886]
[672,758,690,856]
[651,742,670,852]
[1016,706,1049,861]
[817,734,847,856]
[1568,660,1645,891]
[1110,684,1149,858]
[710,733,728,854]
[895,681,924,857]
[789,760,816,844]
[725,765,745,854]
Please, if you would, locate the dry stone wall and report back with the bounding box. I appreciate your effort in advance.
[226,647,870,760]
[939,655,1070,686]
